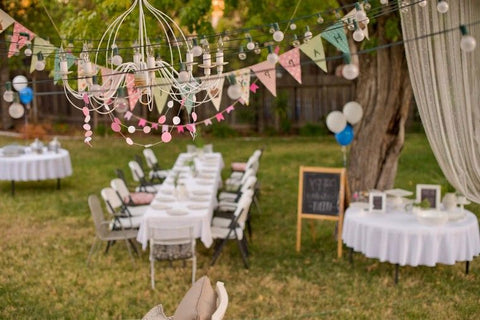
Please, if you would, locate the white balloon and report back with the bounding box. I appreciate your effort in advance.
[9,102,25,119]
[12,75,28,92]
[326,111,347,133]
[343,101,363,125]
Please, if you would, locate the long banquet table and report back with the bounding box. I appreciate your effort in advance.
[0,147,73,195]
[342,204,480,281]
[137,152,224,250]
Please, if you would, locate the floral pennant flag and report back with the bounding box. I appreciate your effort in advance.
[250,61,277,97]
[8,22,36,57]
[321,22,350,55]
[206,77,225,111]
[278,47,302,84]
[300,34,327,73]
[232,68,251,105]
[152,77,172,114]
[125,74,141,111]
[29,37,56,73]
[0,9,14,34]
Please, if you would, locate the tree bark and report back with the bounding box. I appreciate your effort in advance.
[347,16,413,192]
[0,26,12,130]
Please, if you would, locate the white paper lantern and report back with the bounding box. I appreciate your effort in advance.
[343,101,363,125]
[227,83,242,100]
[326,111,347,133]
[12,75,28,92]
[9,102,25,119]
[342,64,359,80]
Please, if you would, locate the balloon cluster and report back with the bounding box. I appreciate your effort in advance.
[3,75,34,119]
[325,101,363,146]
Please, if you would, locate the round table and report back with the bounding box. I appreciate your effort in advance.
[0,147,73,195]
[342,205,480,282]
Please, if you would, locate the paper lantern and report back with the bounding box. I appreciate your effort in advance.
[12,75,28,92]
[343,101,363,125]
[326,111,347,133]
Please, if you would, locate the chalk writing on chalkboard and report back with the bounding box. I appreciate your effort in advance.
[421,189,437,208]
[301,172,340,216]
[372,196,383,210]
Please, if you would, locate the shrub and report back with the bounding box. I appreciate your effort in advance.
[299,123,327,136]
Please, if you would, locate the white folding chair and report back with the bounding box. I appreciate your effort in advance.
[143,148,169,182]
[128,160,162,193]
[100,187,143,229]
[211,281,228,320]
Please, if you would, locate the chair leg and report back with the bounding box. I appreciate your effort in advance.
[253,194,261,214]
[105,240,113,254]
[236,238,249,269]
[192,256,197,284]
[246,216,253,241]
[242,236,249,257]
[124,239,135,266]
[128,239,139,256]
[151,259,155,289]
[211,238,229,266]
[86,237,99,266]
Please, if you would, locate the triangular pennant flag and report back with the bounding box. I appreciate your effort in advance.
[233,68,251,105]
[53,49,75,84]
[0,9,15,33]
[250,61,277,97]
[125,74,141,111]
[30,37,56,73]
[152,77,172,114]
[184,94,195,115]
[207,77,225,111]
[8,22,36,58]
[300,34,327,73]
[278,47,302,84]
[321,22,350,55]
[341,4,369,40]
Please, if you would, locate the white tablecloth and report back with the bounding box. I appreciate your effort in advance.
[137,152,224,250]
[0,148,72,181]
[342,206,480,267]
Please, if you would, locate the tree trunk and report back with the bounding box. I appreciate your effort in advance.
[347,16,413,193]
[0,16,12,130]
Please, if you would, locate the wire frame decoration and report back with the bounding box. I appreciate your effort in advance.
[58,0,227,121]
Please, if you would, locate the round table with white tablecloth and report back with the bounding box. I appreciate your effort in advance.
[342,206,480,267]
[0,147,73,195]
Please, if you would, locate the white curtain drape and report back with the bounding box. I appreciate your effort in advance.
[400,1,480,202]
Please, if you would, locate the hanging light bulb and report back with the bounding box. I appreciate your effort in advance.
[178,62,190,82]
[347,19,355,31]
[227,75,242,100]
[460,25,477,52]
[316,14,324,24]
[342,54,359,80]
[355,3,368,23]
[24,43,32,57]
[3,82,14,103]
[292,34,301,48]
[114,87,129,113]
[418,0,427,7]
[437,0,449,13]
[380,0,388,5]
[222,31,230,42]
[191,38,203,57]
[254,42,261,54]
[304,26,313,43]
[352,21,365,42]
[363,0,371,11]
[272,23,284,42]
[238,46,247,60]
[35,52,46,71]
[111,43,123,66]
[290,22,297,30]
[246,34,255,51]
[266,45,278,64]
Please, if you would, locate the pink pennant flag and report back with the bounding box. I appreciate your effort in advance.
[162,125,169,132]
[279,48,302,84]
[125,74,141,111]
[239,98,245,105]
[186,124,196,133]
[8,22,36,58]
[124,111,133,120]
[138,118,147,127]
[177,125,185,133]
[250,83,259,93]
[250,61,277,97]
[151,123,159,130]
[274,46,280,55]
[226,105,235,113]
[215,113,225,122]
[204,119,213,126]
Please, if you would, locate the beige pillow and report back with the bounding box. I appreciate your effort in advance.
[173,276,217,320]
[142,304,169,320]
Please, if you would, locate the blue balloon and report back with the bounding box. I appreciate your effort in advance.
[335,124,354,146]
[19,87,34,104]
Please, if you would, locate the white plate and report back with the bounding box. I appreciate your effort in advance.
[166,209,188,216]
[447,210,466,221]
[191,189,210,196]
[187,204,209,210]
[198,174,215,179]
[159,189,174,195]
[196,179,212,185]
[416,210,448,226]
[151,203,172,210]
[385,188,413,197]
[190,196,210,202]
[155,197,176,202]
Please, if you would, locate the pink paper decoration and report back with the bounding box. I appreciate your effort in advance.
[82,106,89,116]
[215,113,225,122]
[278,47,302,84]
[204,119,212,126]
[111,122,121,132]
[113,117,121,124]
[186,124,196,132]
[177,125,184,133]
[161,132,172,143]
[138,118,147,127]
[162,125,169,132]
[124,111,133,120]
[126,137,134,145]
[226,106,235,113]
[158,115,166,124]
[8,22,36,58]
[151,123,159,130]
[192,112,198,122]
[250,83,259,93]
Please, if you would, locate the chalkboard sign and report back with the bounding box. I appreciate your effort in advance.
[416,184,441,209]
[296,166,348,257]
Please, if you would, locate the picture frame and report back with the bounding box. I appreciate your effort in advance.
[416,184,441,209]
[369,192,386,213]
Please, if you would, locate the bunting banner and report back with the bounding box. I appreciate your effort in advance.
[206,77,225,111]
[125,74,141,110]
[250,61,277,97]
[321,22,350,55]
[152,77,172,114]
[184,94,195,115]
[232,68,251,105]
[300,34,327,73]
[278,47,302,84]
[8,22,36,57]
[0,9,14,33]
[342,4,369,40]
[29,37,56,73]
[53,49,75,84]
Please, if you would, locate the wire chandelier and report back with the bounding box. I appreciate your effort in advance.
[58,0,227,116]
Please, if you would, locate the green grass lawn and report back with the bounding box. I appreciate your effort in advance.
[0,133,478,319]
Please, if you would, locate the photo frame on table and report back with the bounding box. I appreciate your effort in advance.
[369,192,386,213]
[416,184,441,209]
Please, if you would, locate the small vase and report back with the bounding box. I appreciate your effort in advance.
[442,193,457,211]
